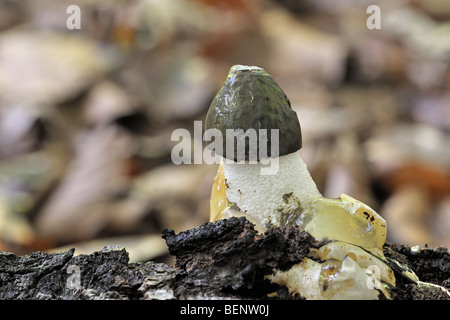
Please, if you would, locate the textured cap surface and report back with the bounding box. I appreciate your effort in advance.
[205,65,302,161]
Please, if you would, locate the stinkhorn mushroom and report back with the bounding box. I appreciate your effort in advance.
[204,65,450,300]
[207,65,387,253]
[206,65,399,299]
[206,65,320,232]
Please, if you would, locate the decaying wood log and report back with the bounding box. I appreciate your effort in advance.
[0,217,448,300]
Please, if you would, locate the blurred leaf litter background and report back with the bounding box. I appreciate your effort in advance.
[0,0,449,263]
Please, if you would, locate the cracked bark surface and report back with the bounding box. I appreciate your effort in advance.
[0,246,175,300]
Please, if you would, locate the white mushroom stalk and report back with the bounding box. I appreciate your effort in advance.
[218,152,320,230]
[205,65,432,300]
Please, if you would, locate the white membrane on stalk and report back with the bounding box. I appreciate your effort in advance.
[222,152,321,228]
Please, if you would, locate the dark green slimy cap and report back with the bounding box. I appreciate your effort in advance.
[205,65,302,162]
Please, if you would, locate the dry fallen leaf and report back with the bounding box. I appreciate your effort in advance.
[381,185,434,247]
[0,30,117,106]
[259,8,348,83]
[35,126,135,242]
